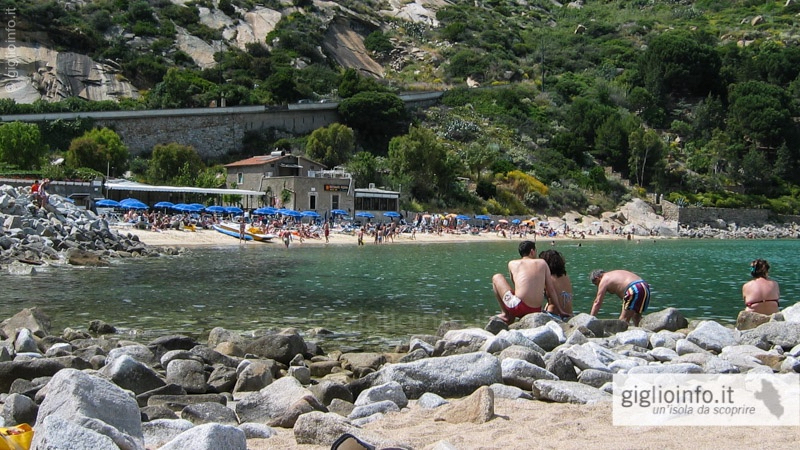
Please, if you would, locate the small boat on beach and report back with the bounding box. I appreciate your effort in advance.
[213,222,275,242]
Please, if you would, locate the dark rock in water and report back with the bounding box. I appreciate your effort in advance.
[88,319,117,335]
[641,307,689,332]
[65,248,109,266]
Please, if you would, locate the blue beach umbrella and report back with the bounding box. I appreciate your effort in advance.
[301,210,320,217]
[511,218,521,224]
[96,199,121,208]
[154,201,174,209]
[475,215,491,221]
[225,206,244,215]
[330,209,348,216]
[205,205,226,214]
[253,206,278,215]
[456,214,470,221]
[383,211,401,218]
[120,198,148,210]
[356,212,374,219]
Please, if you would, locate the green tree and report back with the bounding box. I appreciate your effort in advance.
[147,68,217,108]
[638,30,721,101]
[727,80,793,150]
[0,122,48,170]
[147,143,205,184]
[66,127,129,176]
[388,126,456,202]
[741,147,774,194]
[364,31,393,56]
[628,127,665,188]
[338,91,409,153]
[305,123,355,168]
[346,151,380,188]
[463,141,498,181]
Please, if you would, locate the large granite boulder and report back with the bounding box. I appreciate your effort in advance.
[35,368,144,450]
[360,352,502,399]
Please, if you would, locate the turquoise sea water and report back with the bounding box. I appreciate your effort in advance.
[2,238,798,351]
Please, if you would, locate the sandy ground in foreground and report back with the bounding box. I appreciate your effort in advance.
[246,398,798,450]
[121,226,627,248]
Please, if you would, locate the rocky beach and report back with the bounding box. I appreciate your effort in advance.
[2,183,800,449]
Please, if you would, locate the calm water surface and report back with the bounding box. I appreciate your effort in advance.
[3,239,799,351]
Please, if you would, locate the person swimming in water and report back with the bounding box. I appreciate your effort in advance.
[742,258,780,315]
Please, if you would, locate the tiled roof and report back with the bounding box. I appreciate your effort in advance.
[224,155,282,167]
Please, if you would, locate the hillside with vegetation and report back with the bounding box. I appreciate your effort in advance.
[1,0,800,216]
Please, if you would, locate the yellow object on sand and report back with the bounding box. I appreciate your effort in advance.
[0,423,33,450]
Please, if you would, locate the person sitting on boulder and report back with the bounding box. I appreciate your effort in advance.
[742,258,780,315]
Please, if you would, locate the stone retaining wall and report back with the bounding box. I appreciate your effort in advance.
[662,200,772,226]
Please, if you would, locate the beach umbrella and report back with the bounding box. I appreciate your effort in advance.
[301,210,321,218]
[253,206,278,215]
[96,199,121,208]
[356,212,374,219]
[511,218,521,224]
[225,206,243,215]
[383,211,401,218]
[154,201,174,209]
[205,205,226,214]
[120,198,148,210]
[456,214,470,221]
[474,215,490,221]
[330,209,348,216]
[189,203,206,210]
[279,209,302,218]
[171,203,190,212]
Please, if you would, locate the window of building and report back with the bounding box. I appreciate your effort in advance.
[237,172,243,184]
[309,194,317,210]
[331,194,339,210]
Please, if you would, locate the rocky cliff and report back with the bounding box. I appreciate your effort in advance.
[0,0,450,104]
[1,44,140,104]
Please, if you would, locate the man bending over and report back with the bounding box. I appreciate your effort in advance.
[589,269,651,326]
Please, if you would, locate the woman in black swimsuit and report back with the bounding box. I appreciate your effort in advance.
[742,259,780,315]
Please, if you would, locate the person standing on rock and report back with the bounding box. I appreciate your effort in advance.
[589,269,651,326]
[742,258,780,315]
[491,240,562,325]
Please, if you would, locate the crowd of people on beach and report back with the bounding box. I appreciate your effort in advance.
[490,240,781,328]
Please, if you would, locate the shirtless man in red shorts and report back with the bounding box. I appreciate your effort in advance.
[492,240,563,324]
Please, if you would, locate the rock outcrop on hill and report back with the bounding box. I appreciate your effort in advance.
[1,45,140,104]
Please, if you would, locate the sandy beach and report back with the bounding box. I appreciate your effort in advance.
[248,398,798,449]
[121,225,623,248]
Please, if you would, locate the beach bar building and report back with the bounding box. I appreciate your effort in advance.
[224,151,354,213]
